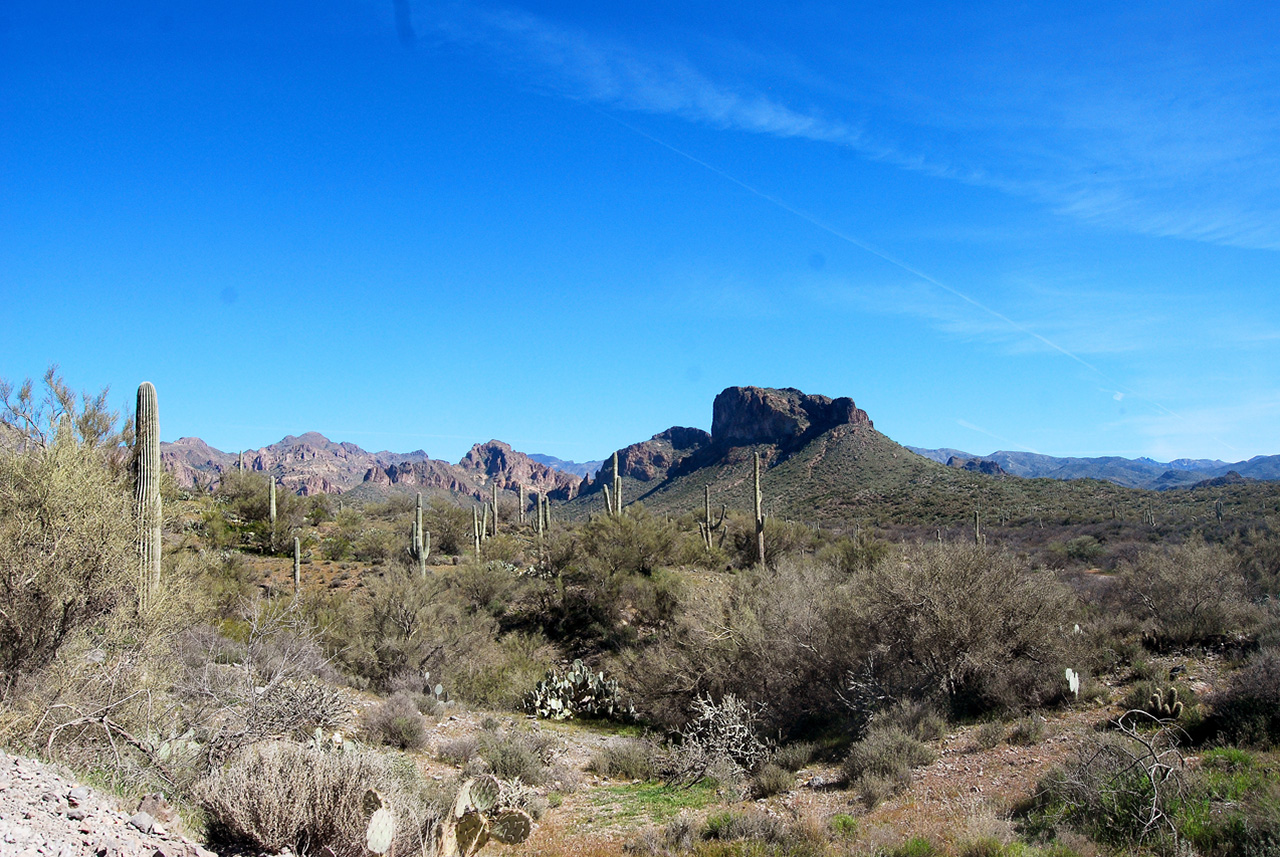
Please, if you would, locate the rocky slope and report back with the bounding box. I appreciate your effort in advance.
[0,749,217,857]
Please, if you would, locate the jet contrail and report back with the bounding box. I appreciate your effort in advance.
[594,108,1222,443]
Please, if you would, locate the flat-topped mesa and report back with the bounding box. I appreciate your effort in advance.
[710,386,871,449]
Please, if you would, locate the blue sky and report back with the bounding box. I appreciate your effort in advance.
[3,1,1278,464]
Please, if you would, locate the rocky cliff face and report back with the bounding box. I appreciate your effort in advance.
[615,427,711,482]
[710,386,871,449]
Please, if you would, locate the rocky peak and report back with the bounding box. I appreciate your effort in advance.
[457,440,583,500]
[710,386,871,449]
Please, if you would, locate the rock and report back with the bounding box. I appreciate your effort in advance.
[612,427,711,482]
[136,795,177,826]
[67,786,91,807]
[126,812,155,834]
[710,386,871,449]
[945,456,1006,476]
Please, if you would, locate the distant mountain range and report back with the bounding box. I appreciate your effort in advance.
[905,447,1280,490]
[161,432,586,502]
[527,454,604,480]
[160,386,1280,527]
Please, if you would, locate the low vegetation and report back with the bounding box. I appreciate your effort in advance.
[3,368,1280,856]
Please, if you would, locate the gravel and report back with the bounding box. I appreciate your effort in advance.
[0,749,219,857]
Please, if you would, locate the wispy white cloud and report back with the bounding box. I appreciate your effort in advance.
[417,3,1280,251]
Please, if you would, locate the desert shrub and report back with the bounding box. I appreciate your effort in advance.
[448,560,519,616]
[773,741,816,772]
[841,724,935,803]
[327,564,499,692]
[423,498,471,556]
[975,720,1005,751]
[478,728,553,784]
[436,735,478,766]
[1008,715,1047,746]
[0,372,134,690]
[588,738,657,781]
[361,692,428,749]
[198,741,440,856]
[626,557,862,733]
[581,504,679,575]
[1027,725,1187,849]
[1118,537,1254,648]
[448,631,554,711]
[1232,526,1280,598]
[352,523,398,563]
[871,699,948,742]
[703,808,790,843]
[888,838,941,857]
[1207,648,1280,748]
[817,531,890,574]
[751,762,795,798]
[853,542,1080,716]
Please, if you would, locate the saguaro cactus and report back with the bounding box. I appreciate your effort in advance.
[519,484,526,525]
[269,478,277,550]
[489,481,500,534]
[293,536,301,595]
[602,451,623,516]
[753,452,765,566]
[699,484,726,551]
[134,382,162,611]
[410,492,428,576]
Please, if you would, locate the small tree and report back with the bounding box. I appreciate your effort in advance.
[0,368,134,695]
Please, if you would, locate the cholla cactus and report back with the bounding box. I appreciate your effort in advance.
[526,659,633,721]
[1065,668,1080,700]
[435,775,533,857]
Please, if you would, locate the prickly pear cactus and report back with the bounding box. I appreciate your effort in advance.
[436,776,533,857]
[467,775,499,813]
[489,810,532,844]
[363,790,395,855]
[525,659,634,721]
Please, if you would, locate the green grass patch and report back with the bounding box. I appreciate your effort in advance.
[586,780,718,827]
